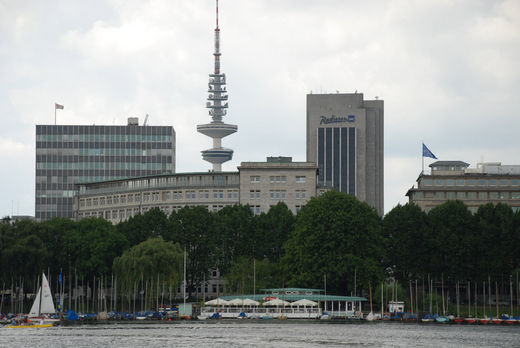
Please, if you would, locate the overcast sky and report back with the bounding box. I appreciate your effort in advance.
[1,0,519,218]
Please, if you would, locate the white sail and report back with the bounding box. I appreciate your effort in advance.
[29,273,56,316]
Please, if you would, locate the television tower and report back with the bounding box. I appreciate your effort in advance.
[197,0,237,172]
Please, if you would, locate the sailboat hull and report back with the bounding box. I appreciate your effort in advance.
[6,324,53,328]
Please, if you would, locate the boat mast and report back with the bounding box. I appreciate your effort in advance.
[38,271,43,316]
[183,247,186,311]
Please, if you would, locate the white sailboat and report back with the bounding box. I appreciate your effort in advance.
[6,273,56,328]
[29,272,56,318]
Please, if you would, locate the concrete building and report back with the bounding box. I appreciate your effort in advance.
[238,157,319,215]
[74,157,322,223]
[36,118,175,221]
[306,93,384,215]
[406,161,520,213]
[74,171,239,221]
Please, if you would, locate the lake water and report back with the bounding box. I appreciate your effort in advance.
[1,321,519,347]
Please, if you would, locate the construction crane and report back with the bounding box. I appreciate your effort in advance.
[143,114,149,126]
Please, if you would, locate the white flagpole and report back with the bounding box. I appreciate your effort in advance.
[421,141,424,175]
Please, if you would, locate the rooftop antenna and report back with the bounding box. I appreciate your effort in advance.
[143,114,149,126]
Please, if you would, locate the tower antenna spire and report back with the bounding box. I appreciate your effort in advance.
[216,0,219,29]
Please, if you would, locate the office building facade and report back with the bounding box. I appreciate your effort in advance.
[306,93,384,215]
[406,161,520,213]
[35,119,175,221]
[74,157,321,223]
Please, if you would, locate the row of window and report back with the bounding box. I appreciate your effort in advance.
[415,191,520,200]
[250,175,306,184]
[424,206,520,214]
[422,178,520,187]
[79,204,232,220]
[37,162,171,170]
[37,134,173,143]
[248,189,307,200]
[80,189,240,207]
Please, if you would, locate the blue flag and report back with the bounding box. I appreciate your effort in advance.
[59,271,62,285]
[422,143,437,159]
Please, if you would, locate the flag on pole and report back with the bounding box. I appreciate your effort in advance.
[422,143,437,159]
[55,103,64,110]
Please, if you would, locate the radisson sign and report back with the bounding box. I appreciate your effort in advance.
[320,114,355,125]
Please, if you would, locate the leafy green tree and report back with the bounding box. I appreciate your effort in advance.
[426,200,476,281]
[63,217,128,278]
[253,202,295,261]
[283,191,385,295]
[117,208,170,247]
[223,257,283,295]
[213,205,255,275]
[474,203,517,280]
[39,218,76,273]
[169,206,215,297]
[383,203,428,282]
[113,236,183,294]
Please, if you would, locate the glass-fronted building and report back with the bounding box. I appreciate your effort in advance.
[35,119,175,221]
[306,93,384,215]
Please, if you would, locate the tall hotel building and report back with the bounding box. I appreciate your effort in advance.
[35,118,175,221]
[306,93,384,215]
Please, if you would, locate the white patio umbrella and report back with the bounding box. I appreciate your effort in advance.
[227,298,244,306]
[242,299,260,306]
[204,298,229,306]
[263,298,291,307]
[290,299,318,307]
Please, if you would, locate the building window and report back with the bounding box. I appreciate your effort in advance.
[489,179,497,186]
[435,192,445,199]
[457,192,465,200]
[415,192,424,199]
[446,179,454,186]
[127,195,133,203]
[467,192,477,200]
[478,179,487,186]
[456,179,465,186]
[512,192,520,200]
[296,190,306,199]
[250,205,261,215]
[93,198,98,206]
[423,179,433,186]
[478,192,487,200]
[86,199,91,207]
[434,180,444,186]
[100,198,105,205]
[121,195,126,204]
[489,192,498,200]
[500,179,509,186]
[467,179,476,186]
[295,205,302,213]
[250,176,260,183]
[80,199,85,208]
[446,192,456,199]
[296,176,306,183]
[500,192,509,200]
[269,176,287,184]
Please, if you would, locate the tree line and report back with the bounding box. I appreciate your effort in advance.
[1,191,520,303]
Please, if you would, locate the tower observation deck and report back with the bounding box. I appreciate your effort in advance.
[197,0,237,172]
